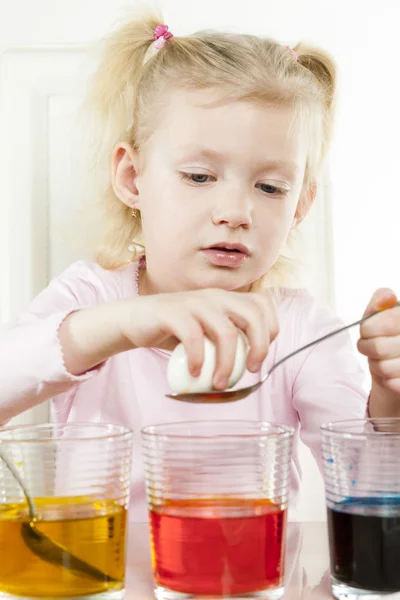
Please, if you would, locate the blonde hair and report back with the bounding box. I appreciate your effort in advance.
[83,8,336,287]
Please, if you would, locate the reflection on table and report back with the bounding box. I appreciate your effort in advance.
[125,521,333,599]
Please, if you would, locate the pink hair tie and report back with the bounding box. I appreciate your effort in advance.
[154,24,173,49]
[285,45,298,62]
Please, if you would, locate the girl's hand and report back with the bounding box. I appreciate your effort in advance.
[357,288,400,397]
[121,289,279,389]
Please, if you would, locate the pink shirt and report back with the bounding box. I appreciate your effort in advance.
[0,260,367,520]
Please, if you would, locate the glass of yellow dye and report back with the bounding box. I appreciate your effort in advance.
[0,423,132,599]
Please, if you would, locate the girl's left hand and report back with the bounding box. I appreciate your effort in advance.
[357,288,400,395]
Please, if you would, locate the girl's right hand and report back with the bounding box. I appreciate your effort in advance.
[120,289,279,389]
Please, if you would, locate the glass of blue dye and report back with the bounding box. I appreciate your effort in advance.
[321,418,400,599]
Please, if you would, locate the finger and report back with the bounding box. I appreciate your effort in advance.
[257,290,279,341]
[163,316,205,377]
[363,288,398,318]
[360,305,400,339]
[229,293,275,372]
[195,312,239,389]
[357,335,400,360]
[230,312,267,372]
[380,377,400,395]
[246,292,279,368]
[368,356,400,380]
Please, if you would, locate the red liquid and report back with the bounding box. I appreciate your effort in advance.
[150,498,287,596]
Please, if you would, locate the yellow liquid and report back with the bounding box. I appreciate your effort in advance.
[0,496,127,598]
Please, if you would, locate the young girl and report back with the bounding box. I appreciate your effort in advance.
[1,11,400,521]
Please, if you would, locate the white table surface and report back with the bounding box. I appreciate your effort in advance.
[124,522,334,599]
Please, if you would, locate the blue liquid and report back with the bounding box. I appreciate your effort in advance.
[328,496,400,592]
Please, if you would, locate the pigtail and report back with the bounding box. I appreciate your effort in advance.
[86,8,163,150]
[294,44,336,110]
[292,44,337,175]
[81,8,164,268]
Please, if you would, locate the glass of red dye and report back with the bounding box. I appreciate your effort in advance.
[141,420,294,599]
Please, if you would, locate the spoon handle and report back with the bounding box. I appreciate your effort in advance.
[0,449,36,519]
[265,301,400,381]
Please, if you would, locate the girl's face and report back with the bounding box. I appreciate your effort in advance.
[114,89,312,294]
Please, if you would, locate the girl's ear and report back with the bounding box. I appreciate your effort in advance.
[112,142,141,209]
[293,180,317,227]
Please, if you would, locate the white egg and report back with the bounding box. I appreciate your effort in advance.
[167,330,248,394]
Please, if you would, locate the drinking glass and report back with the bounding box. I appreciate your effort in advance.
[0,422,132,599]
[322,418,400,599]
[141,420,294,600]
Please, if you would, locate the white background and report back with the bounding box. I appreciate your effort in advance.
[1,0,399,520]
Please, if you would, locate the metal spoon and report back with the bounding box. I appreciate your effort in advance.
[166,301,400,404]
[0,449,116,582]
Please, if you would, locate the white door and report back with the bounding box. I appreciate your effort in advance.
[0,0,339,520]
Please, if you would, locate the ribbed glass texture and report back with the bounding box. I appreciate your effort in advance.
[322,418,400,599]
[142,420,293,600]
[0,423,132,600]
[322,418,400,504]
